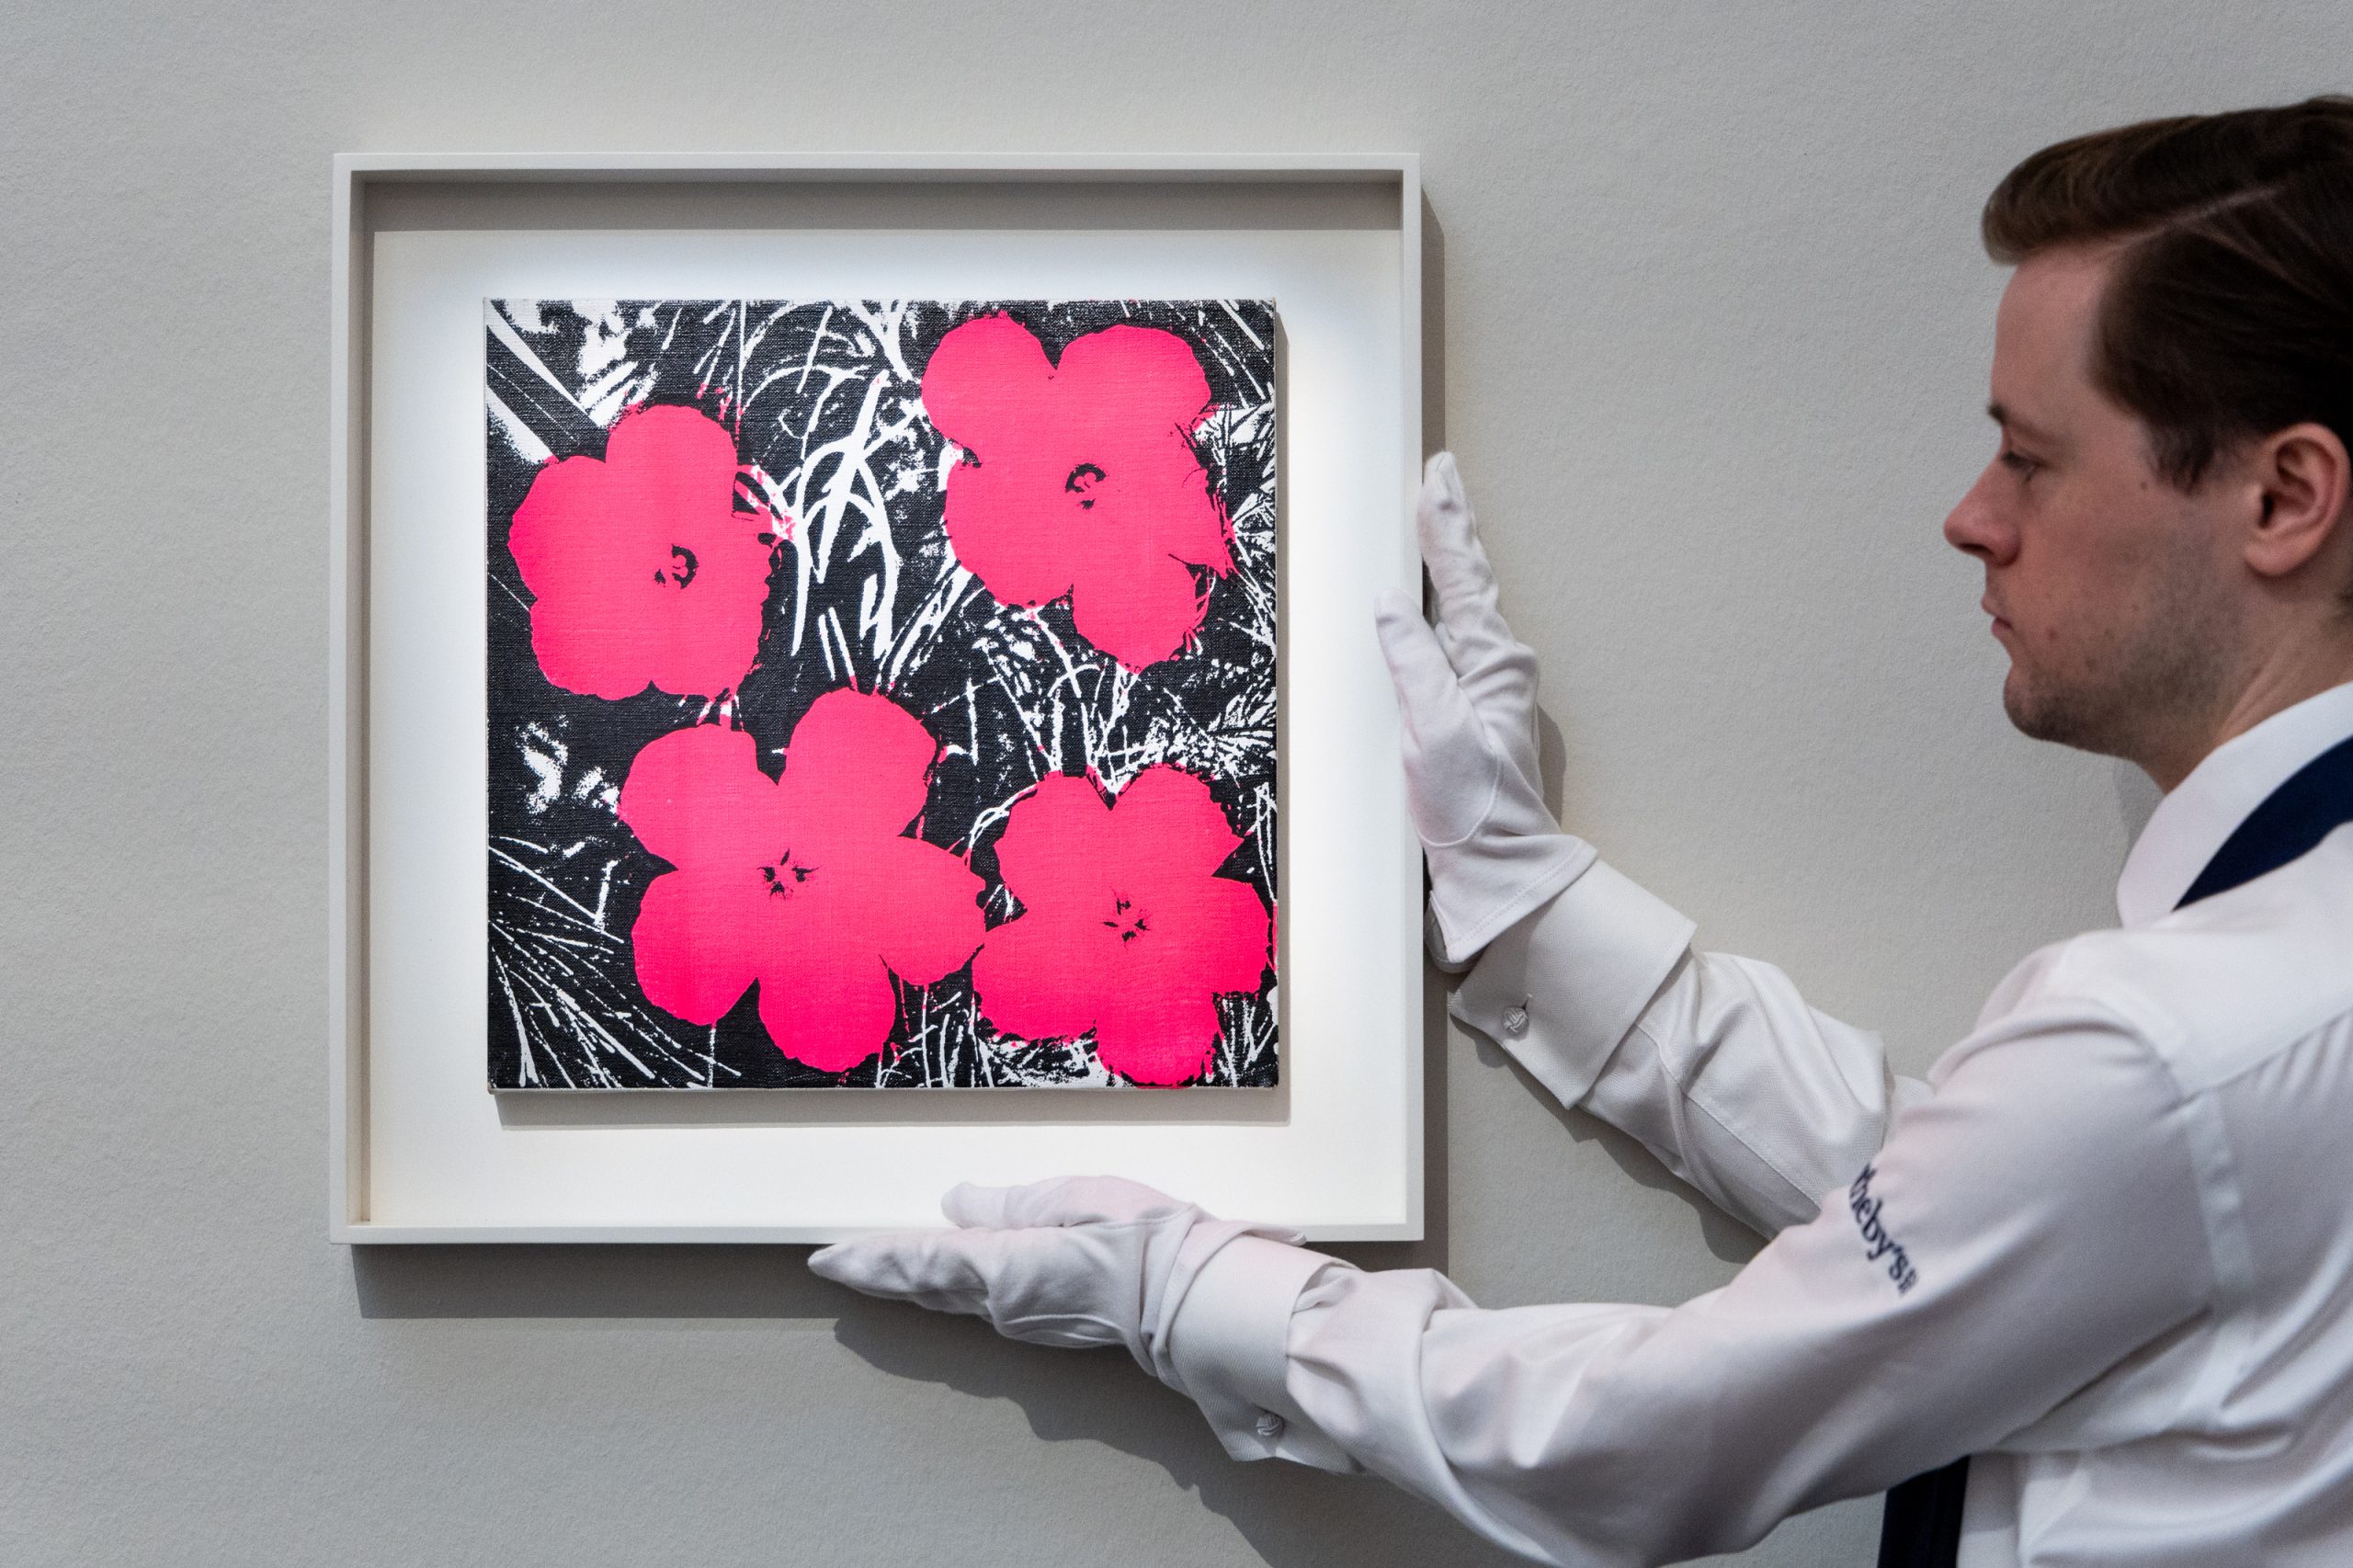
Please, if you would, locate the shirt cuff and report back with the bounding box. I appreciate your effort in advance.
[1167,1235,1358,1471]
[1450,858,1697,1109]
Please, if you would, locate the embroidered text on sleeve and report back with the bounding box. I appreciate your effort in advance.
[1847,1165,1918,1295]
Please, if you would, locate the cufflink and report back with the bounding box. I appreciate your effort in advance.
[1501,1004,1529,1038]
[1254,1412,1287,1440]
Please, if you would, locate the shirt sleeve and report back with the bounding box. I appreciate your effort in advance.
[1168,1006,2214,1567]
[1452,859,1932,1237]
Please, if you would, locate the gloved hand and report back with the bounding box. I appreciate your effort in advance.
[807,1176,1306,1388]
[1375,452,1597,969]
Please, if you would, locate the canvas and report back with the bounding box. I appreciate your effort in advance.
[484,299,1279,1090]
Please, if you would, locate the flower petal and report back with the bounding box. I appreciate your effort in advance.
[919,313,1058,448]
[629,867,766,1025]
[1054,324,1214,438]
[1091,987,1222,1086]
[509,452,663,701]
[1146,873,1272,998]
[990,773,1114,911]
[972,912,1109,1044]
[1067,545,1211,671]
[938,455,1082,608]
[756,947,900,1074]
[778,689,938,844]
[823,834,986,986]
[602,403,743,520]
[507,452,625,603]
[1107,765,1245,884]
[616,726,787,872]
[522,594,654,700]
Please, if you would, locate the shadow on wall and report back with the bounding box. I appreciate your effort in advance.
[2115,757,2162,841]
[1471,1030,1770,1269]
[351,1243,1521,1568]
[825,1301,1527,1568]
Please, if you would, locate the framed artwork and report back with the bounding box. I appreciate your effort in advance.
[485,299,1279,1091]
[333,154,1422,1241]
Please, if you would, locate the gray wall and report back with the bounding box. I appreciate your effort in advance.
[6,4,2346,1564]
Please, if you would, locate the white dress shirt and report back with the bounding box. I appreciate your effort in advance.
[1166,681,2353,1567]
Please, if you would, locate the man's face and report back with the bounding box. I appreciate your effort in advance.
[1944,245,2243,765]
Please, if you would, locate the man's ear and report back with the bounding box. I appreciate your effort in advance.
[2245,421,2352,582]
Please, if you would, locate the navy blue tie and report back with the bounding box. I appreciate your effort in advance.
[1876,729,2353,1567]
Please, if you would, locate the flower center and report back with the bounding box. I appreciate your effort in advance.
[760,850,818,900]
[1063,463,1106,511]
[652,544,699,589]
[1101,892,1150,944]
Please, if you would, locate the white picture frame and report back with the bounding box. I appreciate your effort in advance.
[330,153,1425,1243]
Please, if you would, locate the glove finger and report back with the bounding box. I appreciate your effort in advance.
[947,1175,1192,1231]
[1416,453,1503,648]
[808,1232,995,1316]
[939,1182,1020,1230]
[1418,455,1540,717]
[1375,589,1485,756]
[1375,589,1502,849]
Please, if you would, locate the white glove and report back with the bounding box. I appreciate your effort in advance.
[1375,452,1597,968]
[807,1176,1306,1389]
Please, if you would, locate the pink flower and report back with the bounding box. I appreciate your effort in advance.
[972,767,1271,1085]
[921,315,1232,672]
[616,691,984,1074]
[507,403,780,700]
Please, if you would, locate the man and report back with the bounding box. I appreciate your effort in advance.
[812,98,2353,1566]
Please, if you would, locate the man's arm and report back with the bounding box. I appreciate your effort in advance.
[1170,1005,2211,1566]
[1452,861,1931,1237]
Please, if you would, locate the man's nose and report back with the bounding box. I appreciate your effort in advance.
[1943,464,2016,564]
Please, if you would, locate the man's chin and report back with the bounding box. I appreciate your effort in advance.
[2003,671,2128,756]
[2004,669,2071,744]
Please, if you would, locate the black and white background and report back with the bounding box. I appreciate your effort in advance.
[483,298,1279,1089]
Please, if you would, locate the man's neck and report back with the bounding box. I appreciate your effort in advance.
[2138,628,2353,792]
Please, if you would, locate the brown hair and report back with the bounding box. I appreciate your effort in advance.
[1983,97,2353,489]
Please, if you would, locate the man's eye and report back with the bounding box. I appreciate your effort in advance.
[1999,449,2041,479]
